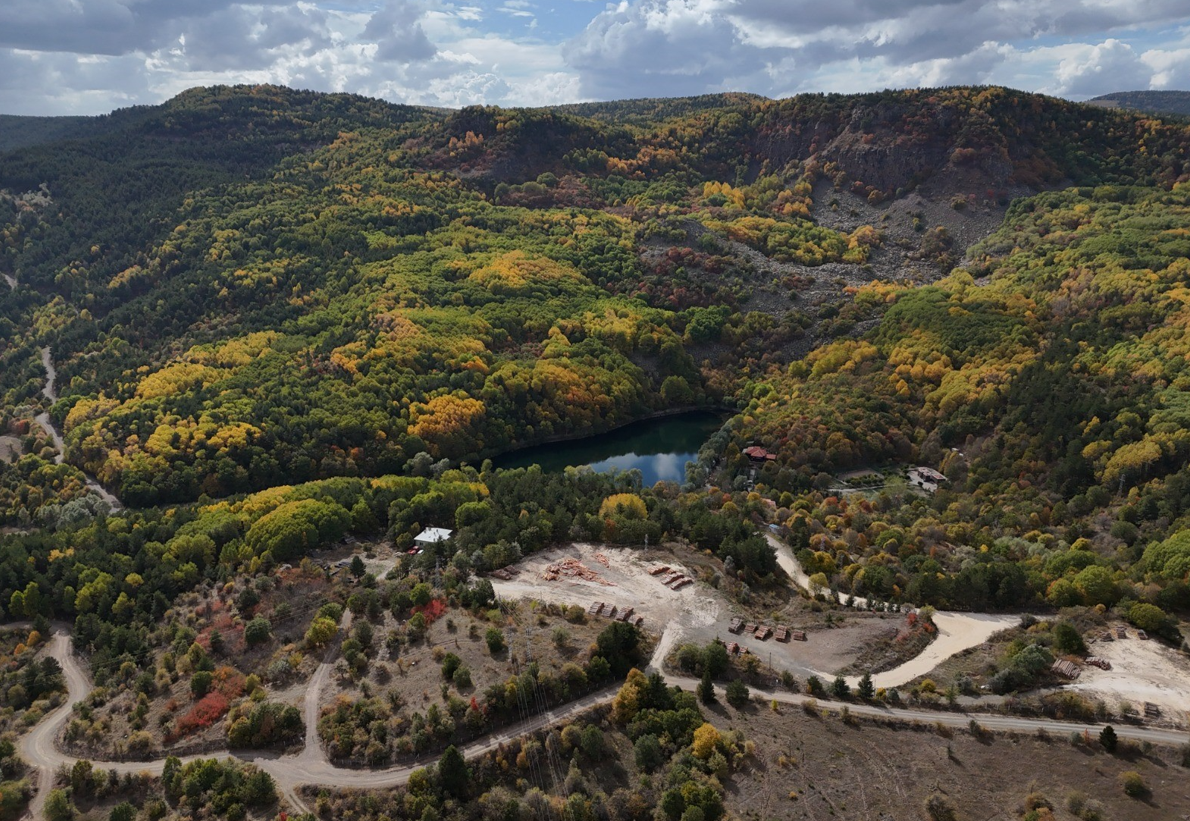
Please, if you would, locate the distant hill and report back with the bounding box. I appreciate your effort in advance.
[0,114,107,152]
[546,92,768,125]
[4,82,1190,511]
[1086,90,1190,117]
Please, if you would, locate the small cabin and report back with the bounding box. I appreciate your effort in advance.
[908,466,948,494]
[743,445,777,462]
[414,527,453,549]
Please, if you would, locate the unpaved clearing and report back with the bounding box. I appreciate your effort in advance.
[767,532,1022,688]
[492,542,1022,687]
[858,611,1020,689]
[490,543,722,634]
[0,435,21,464]
[1070,634,1190,720]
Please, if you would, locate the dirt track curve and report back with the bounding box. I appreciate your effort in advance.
[12,564,1189,819]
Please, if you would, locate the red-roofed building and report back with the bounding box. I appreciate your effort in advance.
[743,446,777,462]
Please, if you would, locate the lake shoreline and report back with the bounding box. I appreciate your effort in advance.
[489,406,734,484]
[485,404,735,461]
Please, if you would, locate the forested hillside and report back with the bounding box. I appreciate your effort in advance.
[1,83,1190,634]
[6,81,1190,821]
[1088,90,1190,118]
[3,85,1190,516]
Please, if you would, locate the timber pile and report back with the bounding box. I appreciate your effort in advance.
[593,552,610,567]
[541,557,614,585]
[649,565,670,576]
[1051,659,1081,679]
[1086,657,1112,670]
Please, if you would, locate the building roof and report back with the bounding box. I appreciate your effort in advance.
[743,445,777,461]
[414,527,453,543]
[910,466,948,482]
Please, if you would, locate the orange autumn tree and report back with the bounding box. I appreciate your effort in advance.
[410,395,487,459]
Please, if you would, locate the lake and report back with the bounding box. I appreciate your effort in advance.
[494,410,725,485]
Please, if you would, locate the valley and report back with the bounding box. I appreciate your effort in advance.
[2,83,1190,821]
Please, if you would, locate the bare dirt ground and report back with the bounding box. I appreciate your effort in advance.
[765,532,1022,687]
[722,699,1190,821]
[1070,633,1190,722]
[863,611,1020,690]
[491,544,890,679]
[491,543,1008,686]
[490,543,722,638]
[0,435,22,464]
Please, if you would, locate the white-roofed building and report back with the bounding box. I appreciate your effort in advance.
[414,527,453,548]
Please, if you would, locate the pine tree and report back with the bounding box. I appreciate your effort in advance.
[438,744,470,798]
[698,670,716,704]
[726,678,749,708]
[858,672,875,700]
[1099,724,1118,753]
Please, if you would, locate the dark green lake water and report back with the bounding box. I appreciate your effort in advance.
[494,411,724,485]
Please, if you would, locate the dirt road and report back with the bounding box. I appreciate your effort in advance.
[765,533,1020,688]
[32,346,124,511]
[13,619,1190,820]
[665,674,1190,746]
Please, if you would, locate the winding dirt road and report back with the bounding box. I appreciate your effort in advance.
[12,616,1189,820]
[765,533,1020,688]
[32,346,123,512]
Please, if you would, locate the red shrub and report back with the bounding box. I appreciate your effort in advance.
[212,666,245,699]
[168,691,229,741]
[412,599,447,625]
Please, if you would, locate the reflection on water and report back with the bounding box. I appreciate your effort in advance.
[494,411,724,485]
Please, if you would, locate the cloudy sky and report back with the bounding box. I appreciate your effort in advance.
[2,0,1189,115]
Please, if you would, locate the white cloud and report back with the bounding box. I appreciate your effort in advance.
[1143,46,1190,89]
[1055,39,1153,96]
[0,0,1188,115]
[362,0,438,62]
[564,0,774,98]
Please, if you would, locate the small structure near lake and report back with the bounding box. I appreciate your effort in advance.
[743,445,777,462]
[908,466,948,493]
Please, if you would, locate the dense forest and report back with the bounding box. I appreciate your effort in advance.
[1088,91,1190,118]
[4,80,1190,820]
[2,81,1190,647]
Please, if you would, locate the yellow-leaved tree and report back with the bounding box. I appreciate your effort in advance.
[691,723,721,760]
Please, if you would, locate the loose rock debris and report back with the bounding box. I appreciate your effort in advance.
[541,557,614,585]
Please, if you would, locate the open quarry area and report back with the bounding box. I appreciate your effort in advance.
[1070,630,1190,722]
[490,538,1190,729]
[491,542,924,682]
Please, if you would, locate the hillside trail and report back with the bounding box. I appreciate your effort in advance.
[764,533,1020,688]
[10,608,1189,821]
[31,346,123,511]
